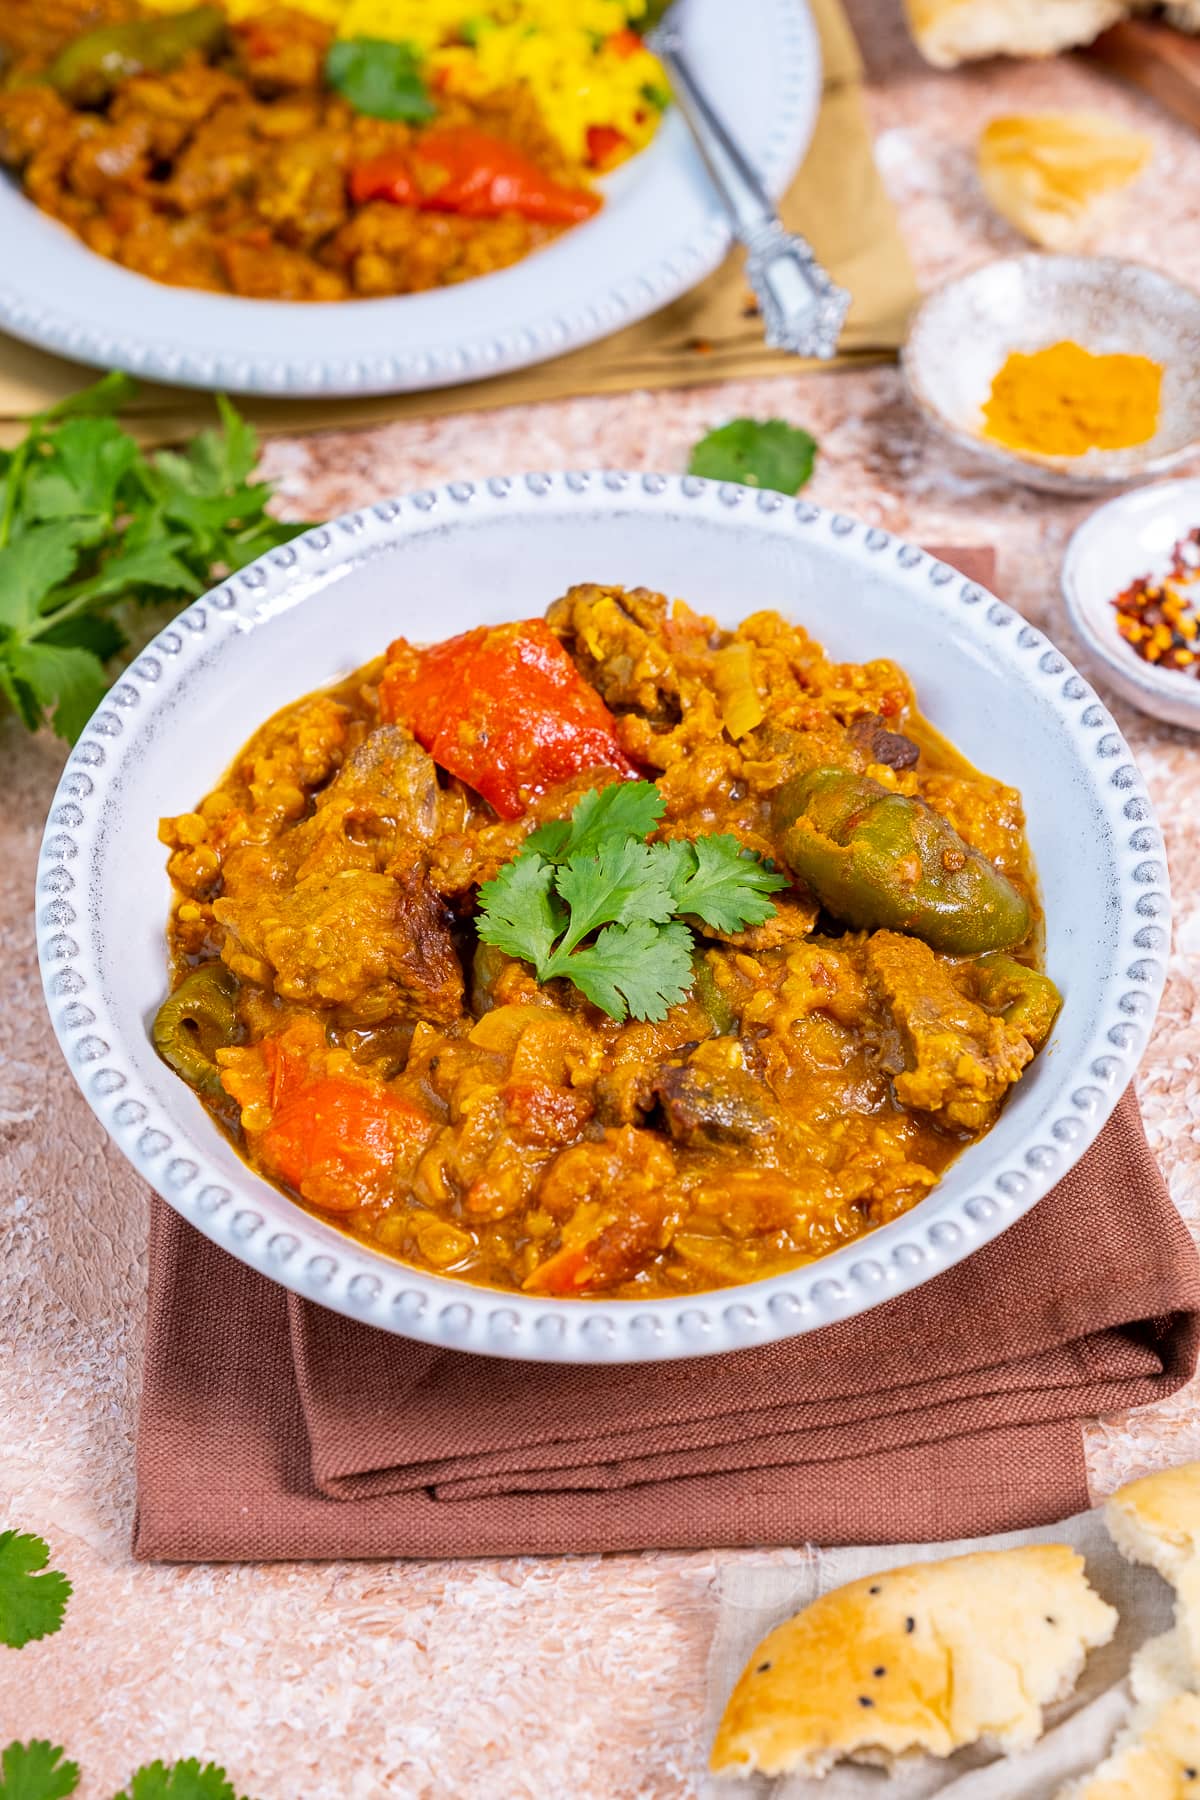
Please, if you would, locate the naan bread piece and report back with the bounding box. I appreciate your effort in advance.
[1057,1692,1200,1799]
[709,1545,1117,1779]
[1107,1463,1200,1669]
[905,0,1127,68]
[978,111,1151,252]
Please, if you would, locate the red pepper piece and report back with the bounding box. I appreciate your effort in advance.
[606,28,644,57]
[586,123,628,169]
[254,1024,431,1211]
[417,126,600,222]
[348,150,418,207]
[379,619,636,819]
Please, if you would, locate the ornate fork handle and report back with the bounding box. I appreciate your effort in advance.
[649,12,850,360]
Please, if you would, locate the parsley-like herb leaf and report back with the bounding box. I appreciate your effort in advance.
[667,833,788,931]
[324,38,434,121]
[475,782,786,1021]
[0,1740,80,1800]
[687,418,818,495]
[477,852,565,970]
[0,1531,71,1649]
[0,380,308,743]
[526,779,664,863]
[114,1760,250,1800]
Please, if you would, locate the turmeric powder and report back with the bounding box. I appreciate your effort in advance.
[981,340,1161,457]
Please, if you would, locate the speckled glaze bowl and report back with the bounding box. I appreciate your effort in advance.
[903,255,1200,496]
[37,475,1170,1362]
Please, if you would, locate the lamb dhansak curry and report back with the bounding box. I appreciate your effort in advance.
[156,586,1059,1298]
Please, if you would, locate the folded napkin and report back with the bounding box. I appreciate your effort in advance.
[0,0,917,450]
[133,1090,1200,1563]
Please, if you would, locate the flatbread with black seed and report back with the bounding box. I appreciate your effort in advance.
[710,1544,1117,1780]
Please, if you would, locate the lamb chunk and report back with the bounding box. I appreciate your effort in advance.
[865,930,1033,1133]
[652,1040,785,1151]
[289,724,444,878]
[545,583,682,722]
[849,712,920,771]
[214,864,463,1027]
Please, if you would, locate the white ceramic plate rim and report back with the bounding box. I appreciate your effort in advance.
[1063,476,1200,720]
[37,474,1170,1363]
[902,255,1200,497]
[0,0,818,396]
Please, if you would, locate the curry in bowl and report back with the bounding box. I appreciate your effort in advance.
[0,0,664,300]
[155,586,1058,1298]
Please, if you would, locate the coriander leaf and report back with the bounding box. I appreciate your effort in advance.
[115,1760,249,1800]
[66,536,202,607]
[565,919,694,1022]
[22,418,139,526]
[0,662,40,733]
[324,38,434,122]
[0,1531,71,1649]
[43,370,139,421]
[154,397,258,499]
[9,643,108,743]
[477,852,565,973]
[687,419,817,495]
[37,612,126,660]
[669,833,788,931]
[536,780,663,864]
[0,529,81,634]
[0,1740,80,1800]
[523,819,573,860]
[548,837,677,962]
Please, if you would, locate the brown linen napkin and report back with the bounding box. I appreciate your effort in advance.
[133,1089,1200,1563]
[0,0,917,450]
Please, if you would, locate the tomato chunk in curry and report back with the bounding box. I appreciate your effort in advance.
[157,586,1058,1298]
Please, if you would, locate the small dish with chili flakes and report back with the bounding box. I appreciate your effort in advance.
[1063,476,1200,732]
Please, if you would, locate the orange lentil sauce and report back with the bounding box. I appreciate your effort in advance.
[157,586,1053,1298]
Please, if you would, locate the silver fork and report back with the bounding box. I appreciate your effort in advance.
[647,7,850,361]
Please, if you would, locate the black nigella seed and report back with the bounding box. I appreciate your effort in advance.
[756,1662,772,1674]
[858,1696,874,1708]
[1045,1615,1057,1626]
[868,1585,881,1595]
[905,1617,915,1633]
[873,1667,886,1678]
[1186,1771,1197,1782]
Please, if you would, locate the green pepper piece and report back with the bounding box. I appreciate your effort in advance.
[774,767,1031,955]
[691,949,736,1035]
[45,6,227,106]
[972,952,1061,1047]
[152,961,240,1099]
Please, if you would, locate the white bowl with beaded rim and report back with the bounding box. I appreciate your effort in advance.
[36,474,1170,1362]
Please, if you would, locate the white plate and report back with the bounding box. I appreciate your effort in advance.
[37,474,1169,1362]
[1063,477,1200,732]
[0,0,818,396]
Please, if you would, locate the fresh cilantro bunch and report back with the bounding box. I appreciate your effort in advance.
[324,38,433,120]
[0,1530,70,1649]
[687,418,817,495]
[0,373,306,743]
[477,781,788,1022]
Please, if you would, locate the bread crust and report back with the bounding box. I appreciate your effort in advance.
[906,0,1129,68]
[709,1544,1117,1779]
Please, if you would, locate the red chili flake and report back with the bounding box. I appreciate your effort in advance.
[1111,526,1200,677]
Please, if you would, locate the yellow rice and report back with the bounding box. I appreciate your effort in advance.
[141,0,667,163]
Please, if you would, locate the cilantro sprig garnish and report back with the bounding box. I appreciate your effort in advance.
[0,374,306,744]
[324,37,434,121]
[0,1741,79,1800]
[0,1530,71,1649]
[113,1759,250,1799]
[477,781,787,1022]
[0,1747,253,1800]
[687,418,818,494]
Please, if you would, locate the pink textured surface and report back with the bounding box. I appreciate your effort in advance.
[5,6,1200,1794]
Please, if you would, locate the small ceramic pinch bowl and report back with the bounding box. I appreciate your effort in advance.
[903,255,1200,496]
[37,476,1170,1363]
[1063,476,1200,732]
